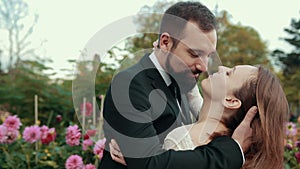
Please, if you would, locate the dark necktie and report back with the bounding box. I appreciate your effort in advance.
[168,79,181,105]
[168,79,193,124]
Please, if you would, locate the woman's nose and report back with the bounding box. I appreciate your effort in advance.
[218,66,225,72]
[218,66,230,73]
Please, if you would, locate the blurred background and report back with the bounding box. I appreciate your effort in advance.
[0,0,299,168]
[0,0,299,126]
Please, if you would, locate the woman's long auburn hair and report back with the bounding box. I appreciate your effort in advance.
[216,66,289,169]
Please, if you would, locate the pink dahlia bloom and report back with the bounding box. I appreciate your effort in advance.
[93,138,106,159]
[80,102,93,117]
[65,154,83,169]
[4,128,19,144]
[23,126,41,143]
[66,125,81,146]
[83,164,96,169]
[40,125,56,144]
[0,125,7,143]
[83,129,97,140]
[86,129,97,137]
[4,115,22,130]
[82,138,94,150]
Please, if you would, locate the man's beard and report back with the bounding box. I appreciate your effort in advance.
[165,53,200,93]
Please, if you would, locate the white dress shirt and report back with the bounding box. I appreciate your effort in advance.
[149,52,203,118]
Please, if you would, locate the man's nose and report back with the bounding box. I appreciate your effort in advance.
[196,57,208,72]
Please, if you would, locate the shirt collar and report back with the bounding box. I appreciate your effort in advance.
[149,52,172,86]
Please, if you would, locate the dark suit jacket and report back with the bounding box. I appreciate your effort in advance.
[98,53,243,169]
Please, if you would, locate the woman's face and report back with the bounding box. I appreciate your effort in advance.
[201,65,258,101]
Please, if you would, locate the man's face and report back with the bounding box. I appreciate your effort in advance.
[165,21,217,92]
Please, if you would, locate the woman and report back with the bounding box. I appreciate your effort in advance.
[163,65,289,169]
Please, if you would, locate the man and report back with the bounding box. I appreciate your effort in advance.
[98,2,256,169]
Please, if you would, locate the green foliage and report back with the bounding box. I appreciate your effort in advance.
[284,121,300,169]
[284,146,299,169]
[0,120,99,169]
[128,0,176,50]
[122,2,270,71]
[71,52,115,110]
[0,59,74,127]
[0,0,76,127]
[216,11,270,68]
[272,17,300,112]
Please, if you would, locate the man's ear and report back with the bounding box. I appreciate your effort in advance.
[159,32,173,52]
[222,96,242,110]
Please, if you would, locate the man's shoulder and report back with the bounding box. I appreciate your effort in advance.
[113,53,157,82]
[115,53,151,73]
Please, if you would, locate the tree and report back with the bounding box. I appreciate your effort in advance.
[216,11,270,68]
[272,17,300,114]
[122,1,270,70]
[0,59,74,127]
[0,0,76,127]
[119,0,177,67]
[0,0,38,71]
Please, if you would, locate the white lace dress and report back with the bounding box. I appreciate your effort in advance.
[163,124,196,151]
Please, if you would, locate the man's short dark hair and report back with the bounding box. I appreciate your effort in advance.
[159,1,217,49]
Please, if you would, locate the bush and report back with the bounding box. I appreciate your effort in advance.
[0,114,105,169]
[284,121,300,169]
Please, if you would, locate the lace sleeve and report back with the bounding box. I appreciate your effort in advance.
[163,125,196,151]
[163,136,179,150]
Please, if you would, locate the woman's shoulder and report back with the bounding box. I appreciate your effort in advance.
[168,124,194,137]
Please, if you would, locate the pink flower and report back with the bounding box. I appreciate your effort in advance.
[285,122,297,136]
[23,126,41,143]
[83,164,96,169]
[82,138,94,150]
[40,125,56,144]
[93,138,106,159]
[4,115,22,130]
[40,125,49,134]
[80,102,93,117]
[4,128,19,144]
[0,125,7,143]
[83,129,97,140]
[66,125,81,146]
[65,154,83,169]
[86,129,97,137]
[295,152,300,163]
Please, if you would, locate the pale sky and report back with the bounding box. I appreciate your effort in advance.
[7,0,300,78]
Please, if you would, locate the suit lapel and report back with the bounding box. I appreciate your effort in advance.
[138,54,181,118]
[180,94,192,124]
[151,80,180,116]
